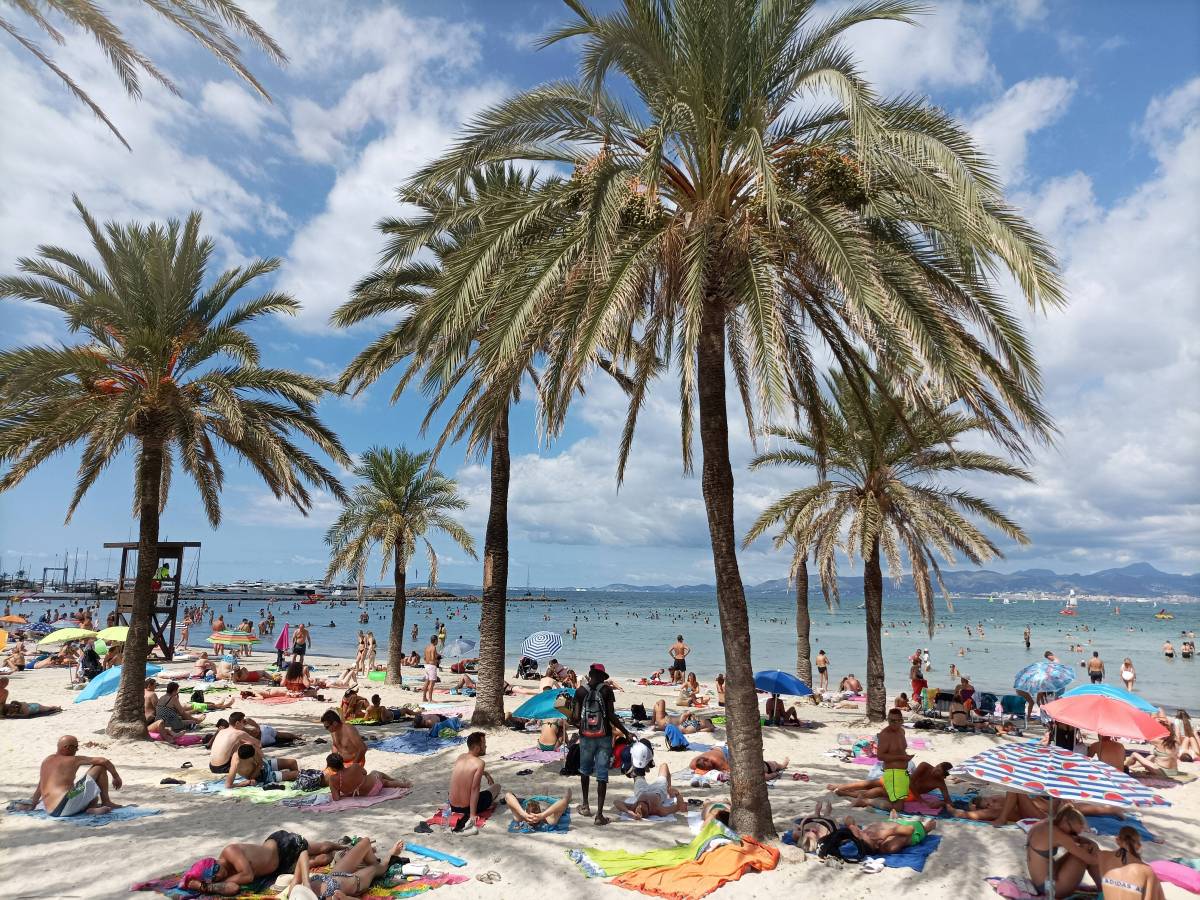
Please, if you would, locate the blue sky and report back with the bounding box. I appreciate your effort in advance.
[1,1,1197,587]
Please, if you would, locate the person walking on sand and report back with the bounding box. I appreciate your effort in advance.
[877,708,912,819]
[815,650,830,692]
[571,663,630,825]
[422,634,441,703]
[447,732,502,834]
[1087,651,1105,684]
[19,735,124,817]
[668,635,690,685]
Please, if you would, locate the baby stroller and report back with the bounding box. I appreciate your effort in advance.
[515,656,539,680]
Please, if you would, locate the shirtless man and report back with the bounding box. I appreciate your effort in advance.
[668,635,690,685]
[877,707,912,817]
[831,761,954,809]
[1088,734,1127,772]
[325,753,411,800]
[224,742,299,788]
[843,814,936,854]
[241,716,300,748]
[447,731,502,834]
[181,832,343,897]
[1087,651,1106,684]
[689,745,789,779]
[651,699,715,733]
[320,710,367,767]
[504,790,572,828]
[814,650,830,692]
[842,673,864,693]
[422,634,441,703]
[209,711,260,774]
[19,735,123,817]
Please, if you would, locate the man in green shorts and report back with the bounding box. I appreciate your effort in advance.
[876,708,912,818]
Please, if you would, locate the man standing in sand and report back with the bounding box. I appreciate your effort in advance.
[22,735,124,817]
[668,635,690,685]
[571,663,630,825]
[447,732,502,834]
[422,634,441,702]
[1087,651,1106,684]
[877,708,912,819]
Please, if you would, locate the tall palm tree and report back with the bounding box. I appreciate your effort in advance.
[2,0,286,150]
[324,446,477,684]
[0,197,349,737]
[399,0,1063,835]
[745,369,1033,720]
[786,539,814,686]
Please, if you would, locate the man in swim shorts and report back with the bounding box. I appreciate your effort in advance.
[447,731,502,834]
[22,735,124,817]
[180,831,343,895]
[843,814,936,853]
[209,711,260,774]
[422,634,441,703]
[668,635,690,685]
[224,743,299,788]
[877,708,912,817]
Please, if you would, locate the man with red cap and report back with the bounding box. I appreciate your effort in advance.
[570,662,630,825]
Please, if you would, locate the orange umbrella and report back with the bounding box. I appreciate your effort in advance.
[0,614,27,624]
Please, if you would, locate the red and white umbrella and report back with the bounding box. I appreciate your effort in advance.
[1042,695,1169,742]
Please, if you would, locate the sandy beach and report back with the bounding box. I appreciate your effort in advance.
[1,649,1197,899]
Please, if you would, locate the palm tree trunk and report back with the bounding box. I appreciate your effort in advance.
[795,554,812,686]
[864,538,886,721]
[696,302,773,838]
[472,406,510,726]
[386,558,407,684]
[106,432,163,738]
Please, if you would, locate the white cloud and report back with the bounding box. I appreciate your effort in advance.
[200,80,283,135]
[969,76,1076,183]
[1004,0,1047,28]
[228,487,343,529]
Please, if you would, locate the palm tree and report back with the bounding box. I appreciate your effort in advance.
[0,197,349,737]
[399,0,1063,836]
[324,446,477,684]
[786,539,814,686]
[746,369,1033,720]
[1,0,286,150]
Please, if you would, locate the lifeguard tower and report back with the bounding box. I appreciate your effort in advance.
[103,541,199,660]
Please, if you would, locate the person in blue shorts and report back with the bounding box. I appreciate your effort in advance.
[570,663,630,825]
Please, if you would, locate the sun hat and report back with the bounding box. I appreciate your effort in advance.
[631,741,653,770]
[589,662,609,681]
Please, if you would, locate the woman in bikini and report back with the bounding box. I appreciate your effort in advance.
[325,753,410,800]
[1175,710,1199,760]
[537,720,564,752]
[1024,805,1101,898]
[1070,826,1166,900]
[353,632,366,676]
[290,838,407,900]
[788,800,835,851]
[1125,733,1181,777]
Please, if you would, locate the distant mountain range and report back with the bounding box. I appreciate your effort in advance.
[597,562,1200,599]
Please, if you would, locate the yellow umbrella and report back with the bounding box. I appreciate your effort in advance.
[0,628,7,651]
[0,614,27,624]
[37,627,97,646]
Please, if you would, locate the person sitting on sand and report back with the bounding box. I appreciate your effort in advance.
[3,647,27,671]
[1087,734,1127,772]
[829,761,954,809]
[843,813,937,854]
[690,745,788,779]
[1023,805,1101,897]
[893,692,919,712]
[504,791,573,828]
[191,651,216,678]
[402,650,420,666]
[210,712,259,773]
[1125,733,1181,777]
[949,687,974,730]
[765,695,804,725]
[181,832,343,897]
[651,699,715,733]
[839,674,864,693]
[224,742,299,788]
[789,800,836,851]
[321,710,368,767]
[191,688,234,712]
[282,661,316,695]
[15,735,124,817]
[340,688,369,721]
[454,672,477,693]
[325,752,411,800]
[289,837,408,900]
[1064,825,1166,900]
[676,672,709,707]
[447,731,502,834]
[362,695,392,724]
[538,719,565,751]
[156,681,205,732]
[614,748,687,819]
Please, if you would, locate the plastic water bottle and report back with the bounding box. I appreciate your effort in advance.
[441,801,452,833]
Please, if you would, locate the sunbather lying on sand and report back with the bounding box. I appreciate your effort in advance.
[843,814,936,853]
[689,746,788,779]
[613,763,686,819]
[505,790,572,827]
[789,800,836,851]
[290,837,408,900]
[0,680,62,718]
[652,699,715,733]
[829,761,954,809]
[950,791,1123,827]
[181,831,343,896]
[325,753,411,800]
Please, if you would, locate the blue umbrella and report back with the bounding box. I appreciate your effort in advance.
[754,670,813,697]
[520,630,562,661]
[1013,660,1075,695]
[444,637,476,658]
[74,663,162,703]
[1062,683,1157,713]
[513,688,573,720]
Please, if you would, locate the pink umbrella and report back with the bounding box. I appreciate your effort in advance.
[274,624,290,652]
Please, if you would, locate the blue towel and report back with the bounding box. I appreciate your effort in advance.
[686,741,714,751]
[664,724,689,750]
[375,731,464,756]
[883,834,942,871]
[7,805,160,827]
[1087,815,1157,842]
[507,795,571,833]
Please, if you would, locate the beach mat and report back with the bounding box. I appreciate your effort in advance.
[610,836,778,900]
[9,804,160,827]
[132,873,276,899]
[283,786,411,812]
[882,834,942,871]
[507,795,571,833]
[175,779,328,803]
[502,746,565,763]
[374,731,464,756]
[838,732,933,750]
[427,804,496,830]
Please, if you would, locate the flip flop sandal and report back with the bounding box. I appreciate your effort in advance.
[516,769,533,776]
[475,872,501,884]
[791,773,810,781]
[180,762,194,769]
[414,822,433,834]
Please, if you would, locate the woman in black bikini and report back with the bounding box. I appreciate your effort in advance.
[290,837,408,899]
[1025,805,1101,898]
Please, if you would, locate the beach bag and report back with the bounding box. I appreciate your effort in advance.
[561,740,581,776]
[818,826,869,863]
[631,703,648,722]
[579,685,607,739]
[295,769,324,792]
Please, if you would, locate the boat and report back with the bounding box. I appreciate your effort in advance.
[1154,608,1175,620]
[1059,589,1078,616]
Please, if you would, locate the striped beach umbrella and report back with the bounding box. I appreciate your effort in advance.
[953,743,1168,899]
[521,630,562,661]
[1013,660,1075,695]
[206,631,259,644]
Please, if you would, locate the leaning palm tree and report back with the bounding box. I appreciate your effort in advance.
[0,196,349,737]
[2,0,286,149]
[399,0,1063,835]
[745,369,1033,720]
[324,447,477,684]
[785,538,814,687]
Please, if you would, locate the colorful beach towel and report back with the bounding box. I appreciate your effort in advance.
[568,820,737,878]
[838,732,933,750]
[502,746,565,763]
[364,873,469,898]
[9,804,160,827]
[282,786,411,812]
[131,872,275,899]
[427,804,496,830]
[882,834,942,871]
[375,731,464,756]
[611,836,778,900]
[175,779,328,804]
[1131,771,1197,788]
[507,795,571,833]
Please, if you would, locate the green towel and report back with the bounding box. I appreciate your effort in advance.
[567,820,736,878]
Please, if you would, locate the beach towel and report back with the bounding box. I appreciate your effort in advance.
[837,733,933,751]
[568,820,737,878]
[363,873,469,898]
[507,795,571,833]
[1085,814,1159,842]
[426,804,496,830]
[984,876,1098,899]
[175,779,329,804]
[131,872,276,899]
[374,731,464,756]
[611,836,778,900]
[282,786,410,812]
[253,694,305,705]
[881,834,942,871]
[9,804,160,827]
[1131,771,1197,787]
[684,741,714,752]
[502,746,565,763]
[149,731,205,746]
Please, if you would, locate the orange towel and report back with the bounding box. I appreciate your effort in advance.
[611,836,779,900]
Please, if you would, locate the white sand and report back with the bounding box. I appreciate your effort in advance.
[1,651,1196,898]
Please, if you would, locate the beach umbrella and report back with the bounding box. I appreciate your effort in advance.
[206,631,259,644]
[274,625,290,652]
[1013,660,1075,695]
[520,630,562,661]
[1062,683,1157,714]
[0,629,6,651]
[37,627,96,646]
[953,743,1168,899]
[513,688,573,720]
[29,622,53,636]
[754,670,813,697]
[95,625,152,643]
[74,663,162,703]
[444,637,476,658]
[0,614,27,624]
[1042,695,1169,742]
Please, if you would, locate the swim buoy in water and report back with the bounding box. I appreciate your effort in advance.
[368,670,386,682]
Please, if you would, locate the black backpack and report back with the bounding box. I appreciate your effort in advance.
[817,826,870,863]
[561,739,581,776]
